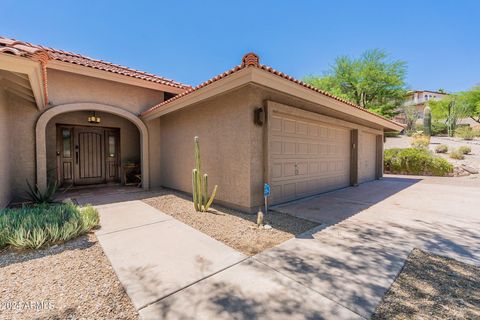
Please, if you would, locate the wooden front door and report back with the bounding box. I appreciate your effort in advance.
[57,125,120,186]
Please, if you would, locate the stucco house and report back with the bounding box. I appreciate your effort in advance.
[0,36,403,212]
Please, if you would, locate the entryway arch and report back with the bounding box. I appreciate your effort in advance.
[36,102,149,191]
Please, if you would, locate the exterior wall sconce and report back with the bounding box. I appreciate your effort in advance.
[87,112,101,124]
[254,107,264,126]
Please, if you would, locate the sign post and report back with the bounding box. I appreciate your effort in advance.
[263,183,270,214]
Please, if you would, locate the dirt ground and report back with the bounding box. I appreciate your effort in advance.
[143,189,319,255]
[0,233,138,320]
[372,249,480,320]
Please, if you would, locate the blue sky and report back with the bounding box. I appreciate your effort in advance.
[2,0,479,92]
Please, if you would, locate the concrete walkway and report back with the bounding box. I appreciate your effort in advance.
[84,175,480,319]
[93,201,246,312]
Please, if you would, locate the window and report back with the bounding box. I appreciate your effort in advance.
[62,129,71,158]
[108,135,116,157]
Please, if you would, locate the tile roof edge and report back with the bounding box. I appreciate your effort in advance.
[0,36,191,90]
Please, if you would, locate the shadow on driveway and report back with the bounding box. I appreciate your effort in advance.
[271,176,421,227]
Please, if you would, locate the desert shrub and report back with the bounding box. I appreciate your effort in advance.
[405,129,416,137]
[25,179,58,204]
[384,148,453,176]
[455,126,476,140]
[435,144,449,153]
[458,146,471,155]
[432,121,448,136]
[410,132,430,149]
[415,124,424,132]
[384,131,400,138]
[449,149,465,160]
[0,203,99,249]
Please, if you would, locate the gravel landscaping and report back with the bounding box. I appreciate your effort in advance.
[143,189,319,255]
[372,248,480,320]
[0,233,138,320]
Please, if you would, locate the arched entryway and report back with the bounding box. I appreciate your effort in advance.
[36,103,149,191]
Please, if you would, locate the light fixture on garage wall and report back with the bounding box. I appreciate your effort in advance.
[254,107,265,126]
[87,111,101,124]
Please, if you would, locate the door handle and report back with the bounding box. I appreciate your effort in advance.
[75,145,79,164]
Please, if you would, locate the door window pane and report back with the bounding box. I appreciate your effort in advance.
[62,129,71,158]
[108,135,116,157]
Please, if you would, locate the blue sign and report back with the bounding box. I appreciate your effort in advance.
[264,183,270,197]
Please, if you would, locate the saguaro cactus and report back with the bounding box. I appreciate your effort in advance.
[423,106,432,136]
[192,136,218,212]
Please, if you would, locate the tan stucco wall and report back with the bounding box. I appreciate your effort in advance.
[0,88,11,207]
[45,111,140,182]
[7,95,38,202]
[159,87,254,212]
[146,117,162,187]
[47,69,164,114]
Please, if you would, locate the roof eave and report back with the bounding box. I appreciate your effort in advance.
[0,54,47,109]
[142,67,404,132]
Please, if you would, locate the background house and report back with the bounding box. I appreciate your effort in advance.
[394,90,449,124]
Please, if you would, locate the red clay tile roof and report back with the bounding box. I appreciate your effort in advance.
[142,53,404,129]
[0,36,190,91]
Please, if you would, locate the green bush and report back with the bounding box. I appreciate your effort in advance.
[405,129,416,137]
[449,149,465,160]
[384,148,453,176]
[384,131,400,138]
[435,144,449,153]
[0,203,99,249]
[432,121,448,136]
[455,126,476,140]
[458,146,471,155]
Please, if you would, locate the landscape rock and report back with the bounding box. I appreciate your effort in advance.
[461,165,479,174]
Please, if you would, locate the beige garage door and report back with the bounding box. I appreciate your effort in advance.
[359,132,377,183]
[269,111,351,205]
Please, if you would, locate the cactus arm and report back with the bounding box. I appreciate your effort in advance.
[202,174,208,210]
[204,184,218,212]
[192,169,200,211]
[196,170,202,211]
[194,136,201,174]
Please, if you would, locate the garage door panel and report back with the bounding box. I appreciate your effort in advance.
[296,142,309,154]
[269,111,351,205]
[271,141,282,154]
[284,119,296,133]
[308,125,319,137]
[271,116,282,131]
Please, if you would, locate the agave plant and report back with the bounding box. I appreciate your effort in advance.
[25,179,58,204]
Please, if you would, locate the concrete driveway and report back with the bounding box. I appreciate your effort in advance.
[257,175,480,317]
[87,175,480,319]
[140,175,479,319]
